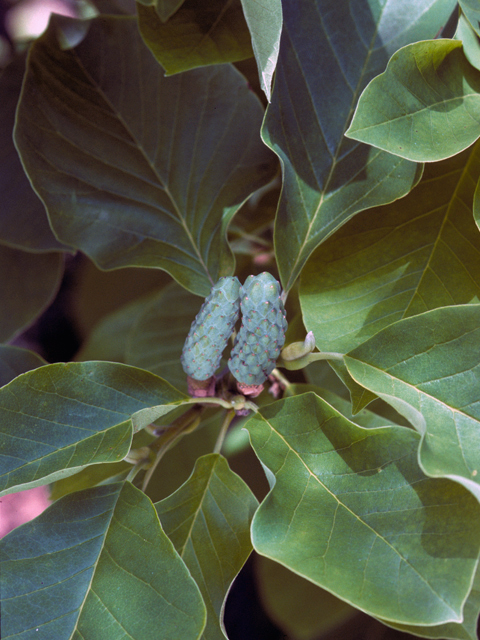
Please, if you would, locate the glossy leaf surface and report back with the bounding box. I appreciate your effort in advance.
[14,15,275,296]
[0,482,206,640]
[137,0,253,74]
[246,393,480,625]
[344,305,480,501]
[0,361,187,497]
[240,0,282,101]
[300,143,480,354]
[346,39,480,161]
[156,453,258,639]
[264,0,456,291]
[0,345,46,388]
[0,245,63,342]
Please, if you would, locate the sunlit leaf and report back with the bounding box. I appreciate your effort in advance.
[0,482,206,639]
[300,143,480,355]
[0,245,63,342]
[344,305,480,502]
[240,0,282,101]
[0,361,187,497]
[14,15,275,296]
[246,393,480,625]
[346,39,480,161]
[137,0,253,75]
[265,0,456,291]
[156,453,258,639]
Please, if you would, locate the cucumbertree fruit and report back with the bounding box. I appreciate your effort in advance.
[181,277,241,390]
[228,272,288,388]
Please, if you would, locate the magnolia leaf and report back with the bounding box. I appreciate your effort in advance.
[0,345,46,388]
[76,289,162,363]
[379,564,480,640]
[0,482,206,640]
[137,0,254,75]
[344,305,480,502]
[460,0,480,38]
[255,555,356,640]
[264,0,456,291]
[346,39,480,161]
[0,361,187,497]
[0,245,63,342]
[156,453,258,639]
[14,15,275,297]
[125,283,207,392]
[456,11,480,71]
[300,143,480,355]
[245,393,480,625]
[0,53,70,253]
[240,0,282,101]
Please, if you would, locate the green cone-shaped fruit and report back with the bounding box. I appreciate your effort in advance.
[228,272,288,385]
[181,276,241,381]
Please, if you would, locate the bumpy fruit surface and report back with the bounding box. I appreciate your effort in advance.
[181,277,241,381]
[228,272,287,385]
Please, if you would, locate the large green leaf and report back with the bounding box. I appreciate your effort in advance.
[460,0,480,38]
[264,0,457,292]
[346,39,480,162]
[156,453,258,639]
[0,481,206,639]
[0,361,187,497]
[0,345,46,388]
[137,0,254,75]
[14,15,275,296]
[0,54,69,253]
[245,393,480,625]
[0,245,63,342]
[379,564,480,640]
[300,143,480,355]
[344,305,480,502]
[240,0,282,102]
[125,282,209,392]
[76,289,161,363]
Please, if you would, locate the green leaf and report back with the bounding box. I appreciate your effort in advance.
[137,0,254,75]
[0,245,63,342]
[0,345,46,388]
[264,0,456,291]
[155,453,258,639]
[379,564,480,640]
[0,481,206,639]
[240,0,282,102]
[346,39,480,162]
[255,555,356,640]
[0,361,187,497]
[245,393,480,625]
[456,11,480,71]
[125,283,204,392]
[0,53,70,253]
[460,0,480,38]
[300,143,480,355]
[344,305,480,502]
[14,15,275,296]
[76,289,161,363]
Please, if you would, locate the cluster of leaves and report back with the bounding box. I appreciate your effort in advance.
[1,1,480,639]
